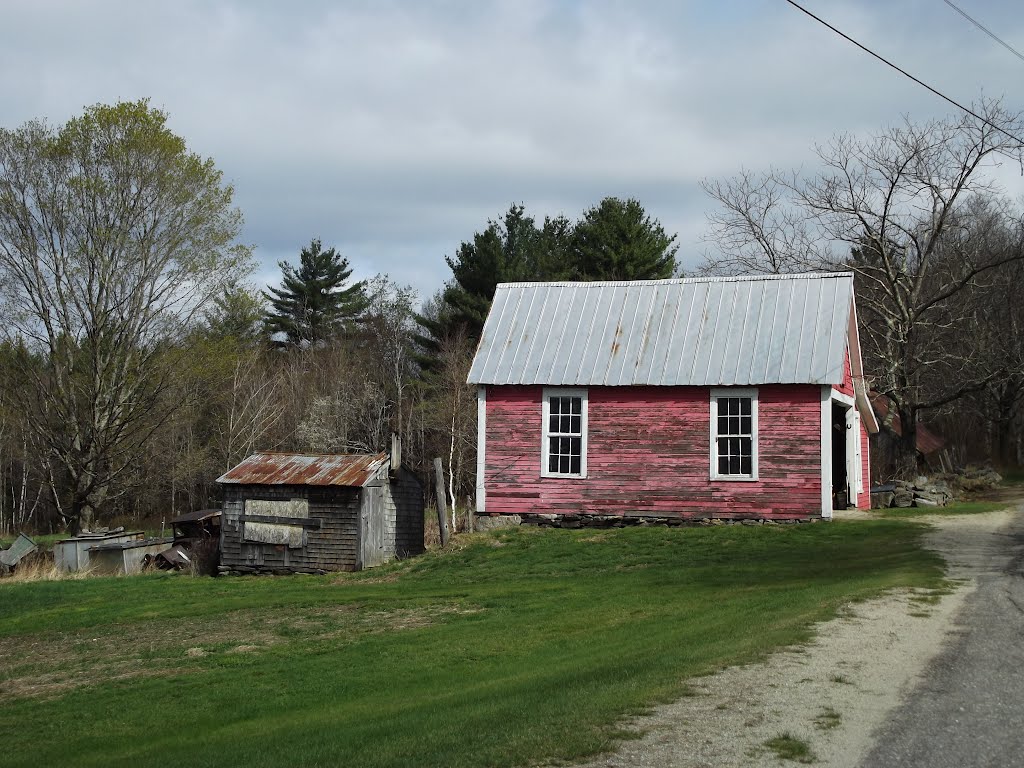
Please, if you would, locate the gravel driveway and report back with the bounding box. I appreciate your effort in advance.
[573,503,1022,768]
[862,505,1024,767]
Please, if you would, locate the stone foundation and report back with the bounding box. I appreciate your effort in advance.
[476,512,821,530]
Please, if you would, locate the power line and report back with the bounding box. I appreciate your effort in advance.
[942,0,1024,66]
[782,0,1024,146]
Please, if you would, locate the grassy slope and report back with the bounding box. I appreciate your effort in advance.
[0,521,942,768]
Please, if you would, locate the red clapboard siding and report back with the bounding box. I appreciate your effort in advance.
[484,384,824,519]
[835,346,855,398]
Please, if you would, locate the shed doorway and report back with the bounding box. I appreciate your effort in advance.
[831,404,848,509]
[831,401,861,510]
[360,485,387,568]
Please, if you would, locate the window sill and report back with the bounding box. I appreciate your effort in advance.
[540,472,587,480]
[709,475,760,482]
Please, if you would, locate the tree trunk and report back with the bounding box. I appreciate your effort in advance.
[894,405,919,479]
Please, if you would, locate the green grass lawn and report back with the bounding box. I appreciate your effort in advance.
[0,521,943,768]
[877,500,1008,518]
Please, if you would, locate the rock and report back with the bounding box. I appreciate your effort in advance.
[871,491,895,509]
[913,475,929,490]
[914,497,939,507]
[914,491,947,506]
[893,490,915,508]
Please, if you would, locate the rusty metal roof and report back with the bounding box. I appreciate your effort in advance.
[216,452,389,487]
[171,509,222,524]
[467,273,856,386]
[871,395,946,455]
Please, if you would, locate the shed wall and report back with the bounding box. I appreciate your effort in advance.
[483,384,823,519]
[221,485,360,572]
[390,467,425,557]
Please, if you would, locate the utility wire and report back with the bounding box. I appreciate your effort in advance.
[942,0,1024,66]
[783,0,1024,146]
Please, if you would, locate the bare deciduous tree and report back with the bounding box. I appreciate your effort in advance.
[701,99,1024,473]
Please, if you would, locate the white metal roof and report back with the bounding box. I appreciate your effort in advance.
[467,273,855,386]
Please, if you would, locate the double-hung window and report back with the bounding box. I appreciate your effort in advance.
[710,388,758,480]
[542,388,587,477]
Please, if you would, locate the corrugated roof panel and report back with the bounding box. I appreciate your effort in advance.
[216,453,389,487]
[731,280,765,385]
[714,279,751,385]
[468,273,855,387]
[633,282,672,385]
[581,285,621,385]
[691,282,726,385]
[520,284,561,383]
[671,281,709,385]
[603,284,647,385]
[556,286,599,385]
[547,285,585,383]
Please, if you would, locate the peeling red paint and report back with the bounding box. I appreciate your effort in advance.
[484,385,825,518]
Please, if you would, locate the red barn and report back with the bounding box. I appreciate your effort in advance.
[467,272,877,523]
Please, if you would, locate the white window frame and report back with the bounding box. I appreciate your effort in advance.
[710,388,759,481]
[541,387,588,478]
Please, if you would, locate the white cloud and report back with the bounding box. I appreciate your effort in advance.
[2,0,1022,300]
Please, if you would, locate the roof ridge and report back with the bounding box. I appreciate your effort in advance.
[497,272,852,289]
[248,451,389,458]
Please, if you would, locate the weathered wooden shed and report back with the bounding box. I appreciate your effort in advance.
[468,272,878,523]
[216,452,424,574]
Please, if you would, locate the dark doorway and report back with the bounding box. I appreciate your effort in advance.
[832,403,848,509]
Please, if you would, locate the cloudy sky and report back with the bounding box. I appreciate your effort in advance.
[2,1,1022,303]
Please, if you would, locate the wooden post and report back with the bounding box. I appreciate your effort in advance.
[433,458,450,546]
[467,495,475,534]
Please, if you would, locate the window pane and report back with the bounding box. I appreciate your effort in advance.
[740,416,751,435]
[729,455,740,474]
[718,456,729,474]
[717,415,728,435]
[729,416,740,435]
[740,398,751,416]
[545,392,585,474]
[741,455,752,475]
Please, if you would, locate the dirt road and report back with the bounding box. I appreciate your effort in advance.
[862,506,1024,767]
[575,503,1022,768]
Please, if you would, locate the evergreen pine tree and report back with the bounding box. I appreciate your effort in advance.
[572,197,678,280]
[263,238,367,345]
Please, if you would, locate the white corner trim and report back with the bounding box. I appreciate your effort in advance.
[820,386,832,518]
[709,387,759,481]
[476,386,486,512]
[831,389,855,406]
[540,387,588,478]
